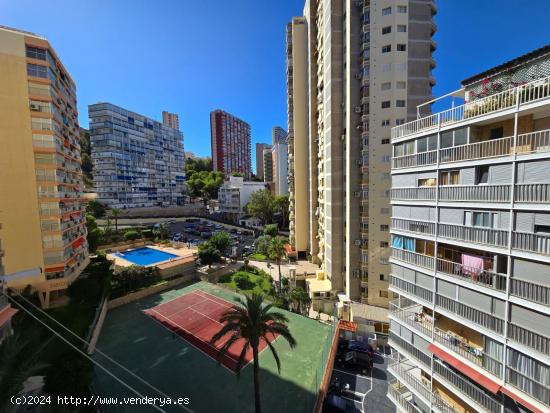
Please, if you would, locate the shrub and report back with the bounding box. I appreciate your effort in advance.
[253,235,272,256]
[264,224,278,237]
[234,273,254,290]
[124,230,141,241]
[219,273,232,283]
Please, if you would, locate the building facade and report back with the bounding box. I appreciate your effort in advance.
[388,47,550,413]
[218,176,266,222]
[89,103,186,208]
[272,142,289,195]
[272,126,288,145]
[0,225,18,343]
[0,26,89,307]
[263,148,274,183]
[210,109,251,179]
[162,111,180,130]
[255,142,271,181]
[287,0,435,306]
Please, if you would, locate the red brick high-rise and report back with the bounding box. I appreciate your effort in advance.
[210,109,251,179]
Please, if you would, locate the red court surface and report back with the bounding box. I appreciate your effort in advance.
[143,290,277,372]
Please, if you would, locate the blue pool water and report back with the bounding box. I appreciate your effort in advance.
[116,247,178,266]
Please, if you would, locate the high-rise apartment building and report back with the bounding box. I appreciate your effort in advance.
[0,26,89,307]
[0,224,18,343]
[388,46,550,413]
[271,142,289,195]
[255,143,271,180]
[287,0,435,305]
[89,103,186,208]
[263,148,274,183]
[162,111,180,130]
[210,109,251,179]
[272,126,288,145]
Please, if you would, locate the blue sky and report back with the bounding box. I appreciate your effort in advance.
[3,0,550,168]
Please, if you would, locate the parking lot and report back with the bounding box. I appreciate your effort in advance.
[324,340,393,413]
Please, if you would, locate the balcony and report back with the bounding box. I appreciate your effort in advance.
[513,231,550,255]
[438,223,509,248]
[391,248,434,270]
[510,277,550,306]
[506,366,550,408]
[389,332,432,368]
[439,136,512,164]
[439,185,510,203]
[393,150,437,169]
[390,276,434,305]
[435,294,504,334]
[387,380,423,413]
[436,258,506,292]
[392,75,550,141]
[515,183,550,203]
[391,187,436,201]
[388,359,432,403]
[391,218,435,236]
[390,299,434,338]
[507,323,550,357]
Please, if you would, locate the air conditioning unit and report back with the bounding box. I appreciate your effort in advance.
[354,106,362,113]
[354,239,362,246]
[341,134,346,140]
[355,72,362,80]
[30,103,40,111]
[354,191,361,197]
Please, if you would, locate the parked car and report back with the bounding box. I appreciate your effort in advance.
[336,350,373,374]
[200,231,212,238]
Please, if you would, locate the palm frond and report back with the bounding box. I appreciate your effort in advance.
[234,340,250,376]
[210,321,241,345]
[265,323,297,348]
[265,338,281,373]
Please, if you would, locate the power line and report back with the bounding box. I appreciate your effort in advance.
[4,293,167,413]
[9,289,193,413]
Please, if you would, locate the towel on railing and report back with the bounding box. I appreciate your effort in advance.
[461,254,484,277]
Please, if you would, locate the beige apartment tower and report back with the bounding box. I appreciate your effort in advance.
[0,26,89,307]
[162,111,180,130]
[287,0,435,306]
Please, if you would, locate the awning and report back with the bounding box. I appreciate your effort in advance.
[72,236,85,248]
[284,244,296,256]
[428,344,502,394]
[500,387,545,413]
[0,306,18,327]
[339,320,358,332]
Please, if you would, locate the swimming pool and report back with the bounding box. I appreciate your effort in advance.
[116,247,178,266]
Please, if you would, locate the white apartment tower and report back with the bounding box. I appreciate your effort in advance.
[287,0,436,306]
[388,46,550,413]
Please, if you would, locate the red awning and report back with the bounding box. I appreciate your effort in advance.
[428,343,502,394]
[72,236,84,248]
[0,307,18,327]
[500,387,545,413]
[339,320,358,332]
[284,244,296,255]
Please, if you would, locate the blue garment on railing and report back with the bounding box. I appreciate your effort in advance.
[403,237,415,252]
[392,235,404,249]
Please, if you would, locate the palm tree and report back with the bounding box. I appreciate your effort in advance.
[211,293,296,413]
[268,236,288,292]
[109,208,121,233]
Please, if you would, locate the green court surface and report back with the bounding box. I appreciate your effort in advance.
[93,281,334,413]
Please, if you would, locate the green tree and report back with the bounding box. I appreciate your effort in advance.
[124,230,140,241]
[211,293,297,413]
[198,242,221,267]
[274,195,290,229]
[263,224,278,237]
[209,231,231,254]
[269,236,289,292]
[86,199,106,218]
[231,172,245,177]
[253,235,272,256]
[85,214,102,252]
[155,223,169,241]
[187,170,224,206]
[290,287,311,315]
[246,189,275,225]
[109,208,122,233]
[185,156,213,175]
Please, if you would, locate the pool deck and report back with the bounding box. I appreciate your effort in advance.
[108,244,196,268]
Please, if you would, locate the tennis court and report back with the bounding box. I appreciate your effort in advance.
[143,290,277,372]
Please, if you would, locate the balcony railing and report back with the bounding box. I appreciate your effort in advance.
[389,332,432,368]
[506,367,550,408]
[513,231,550,255]
[433,327,502,377]
[433,361,501,413]
[438,223,509,248]
[391,248,434,270]
[507,323,550,357]
[516,129,550,155]
[388,360,432,402]
[393,150,437,169]
[390,276,434,305]
[389,299,434,338]
[391,187,436,201]
[387,380,421,413]
[436,294,504,334]
[510,278,550,306]
[391,218,435,236]
[439,185,511,203]
[515,183,550,203]
[436,258,506,292]
[392,75,550,140]
[440,136,513,164]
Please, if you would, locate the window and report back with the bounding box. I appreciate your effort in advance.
[396,81,406,89]
[396,119,405,125]
[381,138,390,144]
[379,274,385,281]
[397,44,407,52]
[381,101,390,108]
[27,63,48,78]
[418,178,436,187]
[382,63,391,72]
[381,119,390,127]
[381,82,391,91]
[26,46,47,60]
[380,241,389,248]
[379,290,389,298]
[382,45,392,53]
[535,225,550,234]
[363,48,370,59]
[382,7,391,15]
[440,170,459,185]
[490,127,504,139]
[396,63,407,71]
[396,100,406,107]
[382,26,392,35]
[380,208,390,214]
[382,155,391,162]
[476,165,490,184]
[380,225,389,232]
[398,5,407,13]
[417,134,437,152]
[397,24,407,32]
[472,212,495,228]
